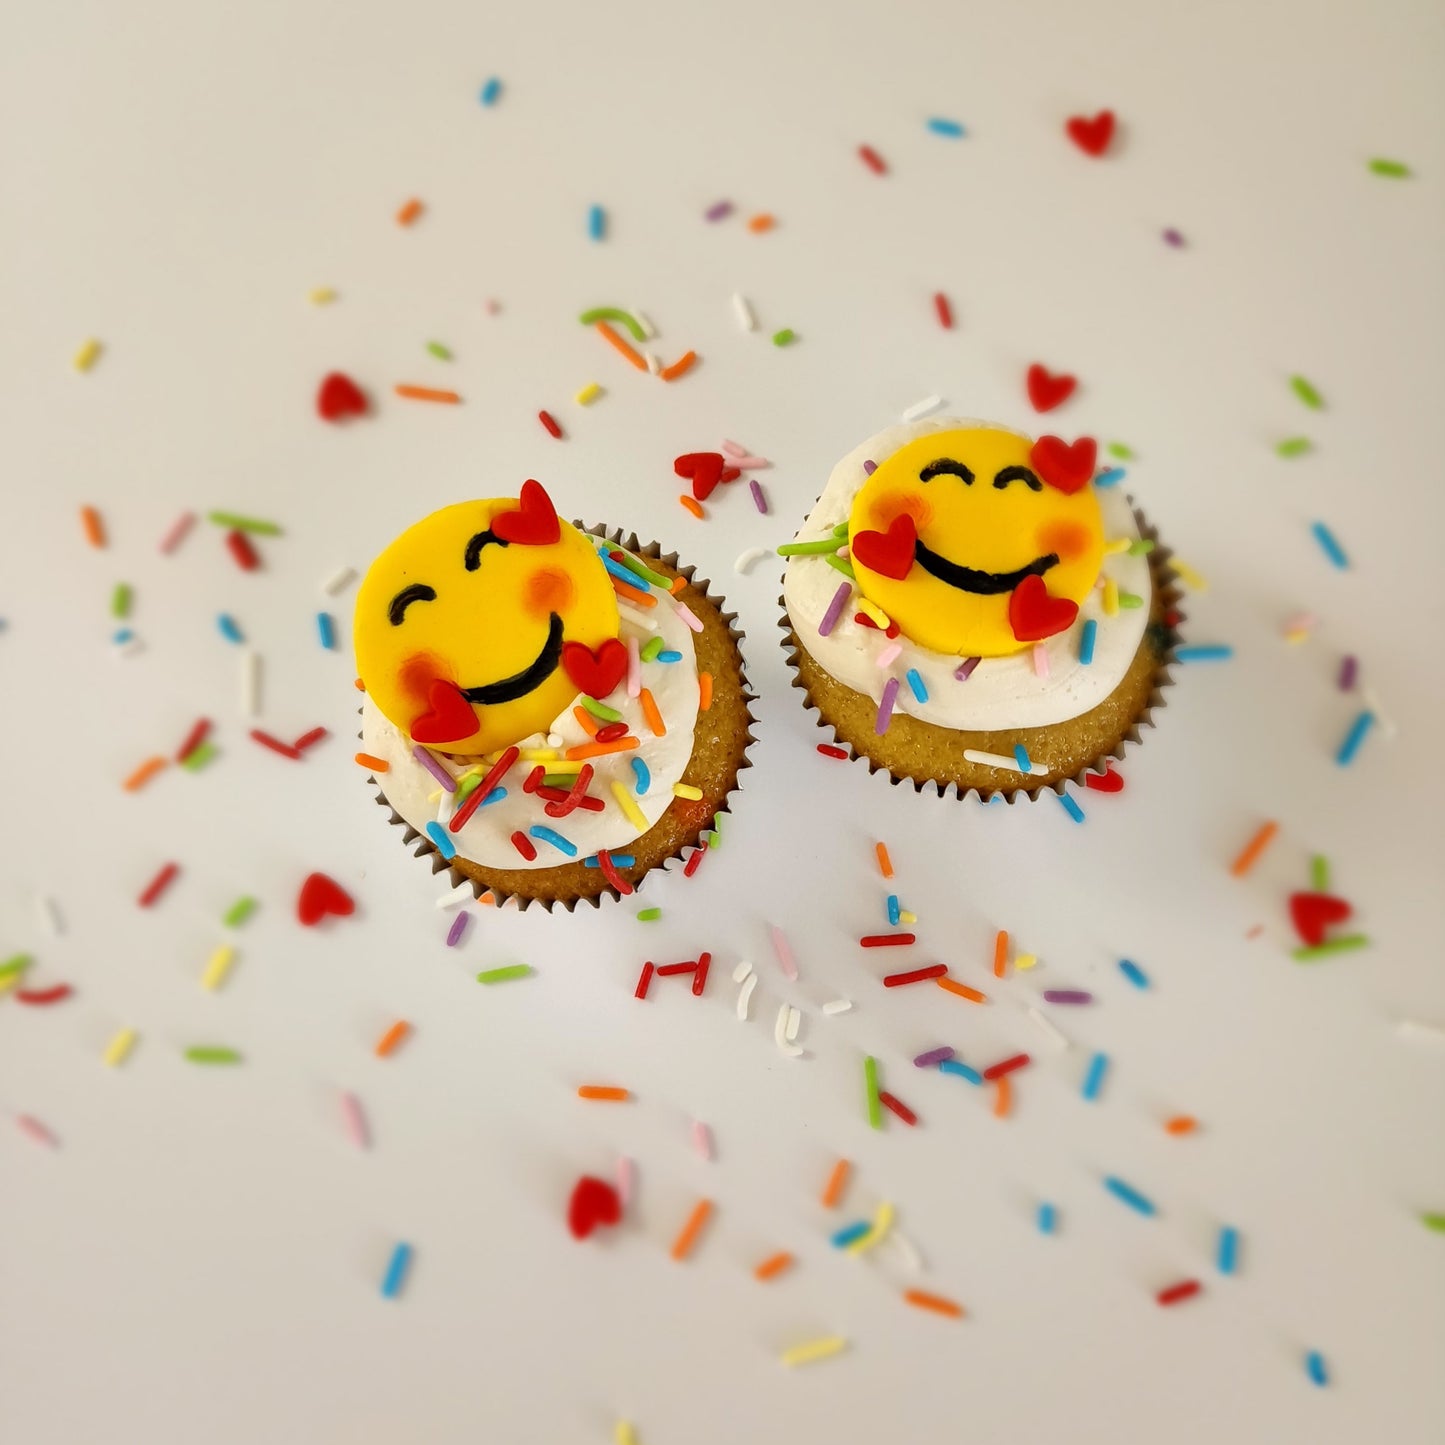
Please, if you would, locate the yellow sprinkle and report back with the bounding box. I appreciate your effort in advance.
[1171,558,1208,591]
[537,759,584,774]
[104,1028,138,1067]
[1284,629,1309,645]
[0,974,20,997]
[611,780,649,832]
[672,783,703,800]
[73,338,102,372]
[613,1425,637,1445]
[202,945,236,991]
[308,287,337,305]
[1015,953,1038,970]
[1102,537,1131,555]
[846,1201,895,1254]
[781,1336,849,1368]
[576,382,603,405]
[855,597,891,629]
[899,910,917,925]
[518,748,561,762]
[427,788,443,803]
[1103,578,1119,616]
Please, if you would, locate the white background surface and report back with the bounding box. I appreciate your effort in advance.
[2,2,1444,1442]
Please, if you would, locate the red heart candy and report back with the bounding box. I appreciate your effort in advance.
[297,872,355,926]
[1027,364,1077,413]
[562,638,628,699]
[850,514,917,580]
[410,679,477,745]
[567,1175,622,1240]
[674,452,726,501]
[1008,574,1079,642]
[492,479,561,546]
[316,371,367,422]
[1066,110,1115,157]
[1031,435,1097,494]
[1289,892,1353,948]
[1084,766,1124,793]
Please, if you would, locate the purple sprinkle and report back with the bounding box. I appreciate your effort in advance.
[875,676,900,734]
[954,656,981,681]
[445,912,469,947]
[862,459,877,475]
[914,1046,956,1068]
[1338,655,1357,691]
[1042,989,1093,1005]
[1162,228,1185,247]
[818,581,852,638]
[749,477,768,514]
[413,745,457,792]
[704,199,734,222]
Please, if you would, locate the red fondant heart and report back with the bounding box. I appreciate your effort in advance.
[1027,364,1077,413]
[410,679,477,745]
[492,479,561,546]
[674,452,725,501]
[1289,892,1352,948]
[1084,766,1125,793]
[851,514,917,580]
[316,372,367,422]
[1008,574,1079,642]
[1031,435,1097,494]
[567,1175,622,1240]
[297,872,355,926]
[562,638,627,699]
[1066,110,1115,157]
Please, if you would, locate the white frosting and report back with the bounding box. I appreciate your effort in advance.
[363,582,701,869]
[783,417,1152,731]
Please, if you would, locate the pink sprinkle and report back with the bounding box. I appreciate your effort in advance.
[914,1047,955,1068]
[771,924,799,981]
[876,640,903,668]
[673,601,703,633]
[1162,228,1186,247]
[1032,642,1050,678]
[730,455,771,469]
[340,1091,369,1148]
[15,1114,57,1149]
[691,1119,714,1160]
[626,635,641,697]
[616,1155,634,1206]
[445,912,469,947]
[705,200,734,222]
[159,511,196,555]
[955,656,981,681]
[1339,655,1358,691]
[720,439,748,457]
[1283,611,1317,634]
[876,676,901,734]
[749,478,768,514]
[818,581,852,638]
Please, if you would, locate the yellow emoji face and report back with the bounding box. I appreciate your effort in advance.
[848,426,1104,656]
[354,482,620,754]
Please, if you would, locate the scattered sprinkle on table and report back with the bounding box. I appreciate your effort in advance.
[374,1020,412,1057]
[1103,1175,1157,1216]
[578,1085,630,1102]
[476,964,533,984]
[1276,436,1312,458]
[1335,710,1375,766]
[1310,520,1349,568]
[1368,158,1410,177]
[1118,958,1149,988]
[669,1198,713,1261]
[1156,1279,1202,1307]
[1290,375,1325,409]
[73,338,102,372]
[184,1046,242,1065]
[479,77,501,105]
[1305,1350,1330,1386]
[1175,644,1233,662]
[781,1336,848,1368]
[396,198,423,226]
[1229,820,1279,877]
[926,117,965,137]
[381,1242,413,1298]
[903,1288,964,1319]
[772,328,796,347]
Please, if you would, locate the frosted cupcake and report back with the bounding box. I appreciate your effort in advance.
[781,418,1177,798]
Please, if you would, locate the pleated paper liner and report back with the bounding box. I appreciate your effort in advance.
[780,501,1181,803]
[366,524,756,911]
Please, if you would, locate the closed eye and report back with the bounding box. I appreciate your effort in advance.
[388,583,437,625]
[464,529,509,571]
[919,458,975,485]
[993,465,1043,491]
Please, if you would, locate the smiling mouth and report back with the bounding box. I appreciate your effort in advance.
[458,612,564,706]
[913,541,1059,595]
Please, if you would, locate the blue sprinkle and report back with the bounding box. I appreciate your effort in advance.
[529,825,578,858]
[1013,743,1031,773]
[905,667,928,703]
[1056,790,1086,824]
[1102,1175,1156,1217]
[1217,1225,1240,1276]
[583,853,635,868]
[112,628,134,644]
[587,204,605,241]
[479,77,502,106]
[424,822,456,860]
[380,1241,413,1299]
[1175,645,1234,662]
[1304,1351,1329,1387]
[1094,467,1125,487]
[479,786,508,807]
[1079,618,1097,665]
[1037,1202,1057,1235]
[1335,710,1375,766]
[316,612,336,650]
[1310,520,1348,570]
[939,1058,983,1085]
[926,117,965,138]
[600,551,654,592]
[886,894,900,927]
[656,649,683,663]
[1118,958,1149,989]
[831,1220,872,1248]
[217,614,244,644]
[1082,1051,1109,1101]
[631,757,651,795]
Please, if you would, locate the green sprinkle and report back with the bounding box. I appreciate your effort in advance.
[1310,855,1330,893]
[581,695,622,723]
[636,907,662,922]
[1292,934,1369,962]
[640,635,664,662]
[1107,442,1136,461]
[541,772,577,789]
[207,511,283,536]
[1118,591,1144,609]
[772,328,796,347]
[0,953,34,981]
[824,554,857,580]
[426,341,453,361]
[1290,375,1325,410]
[577,306,647,342]
[776,538,843,557]
[455,773,483,802]
[832,522,850,538]
[476,964,533,984]
[180,740,218,772]
[705,829,721,849]
[111,582,133,618]
[602,545,670,589]
[222,896,257,929]
[864,1055,883,1130]
[1127,538,1156,555]
[1276,437,1313,458]
[1369,158,1411,178]
[185,1046,242,1065]
[1421,1212,1445,1234]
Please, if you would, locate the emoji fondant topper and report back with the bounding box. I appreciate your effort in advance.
[354,481,621,755]
[848,424,1104,656]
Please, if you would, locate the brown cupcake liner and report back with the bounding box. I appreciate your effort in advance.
[366,523,756,911]
[780,499,1182,803]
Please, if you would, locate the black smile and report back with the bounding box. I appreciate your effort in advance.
[913,541,1059,596]
[458,612,564,706]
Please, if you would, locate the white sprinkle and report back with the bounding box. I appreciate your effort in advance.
[435,880,474,910]
[546,732,565,748]
[616,1155,634,1207]
[673,601,703,633]
[617,601,660,632]
[901,394,944,423]
[877,641,903,668]
[691,1119,713,1160]
[322,565,357,596]
[734,546,772,574]
[643,350,662,375]
[736,972,758,1022]
[731,293,756,331]
[821,998,853,1016]
[1397,1019,1445,1044]
[630,308,657,340]
[784,1005,801,1043]
[1028,1005,1069,1049]
[731,959,755,983]
[36,895,63,936]
[241,649,262,716]
[340,1091,369,1148]
[888,1231,924,1272]
[962,748,1050,777]
[1360,685,1398,739]
[774,1003,804,1058]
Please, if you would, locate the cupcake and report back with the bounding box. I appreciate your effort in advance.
[781,418,1177,798]
[354,481,753,908]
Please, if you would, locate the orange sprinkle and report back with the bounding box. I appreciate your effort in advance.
[374,1020,411,1057]
[820,1157,851,1209]
[903,1288,965,1319]
[936,977,988,1004]
[698,672,713,711]
[354,752,389,773]
[754,1251,795,1281]
[668,576,687,595]
[594,320,647,370]
[80,505,105,548]
[992,930,1009,978]
[1165,1115,1199,1136]
[747,213,776,233]
[565,736,639,762]
[669,1198,714,1261]
[354,677,367,691]
[638,687,666,737]
[1229,821,1280,878]
[678,494,705,520]
[992,1075,1012,1119]
[479,892,497,907]
[394,384,461,404]
[610,575,656,608]
[396,198,423,226]
[577,1085,630,1102]
[875,842,894,878]
[659,350,697,382]
[122,756,167,792]
[573,705,600,738]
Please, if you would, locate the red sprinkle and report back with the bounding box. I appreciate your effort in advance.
[634,962,655,999]
[858,143,887,175]
[883,963,948,987]
[657,961,698,976]
[509,830,538,861]
[594,721,630,744]
[860,933,916,948]
[137,862,180,908]
[816,744,849,759]
[16,984,73,1006]
[878,1091,918,1126]
[1084,766,1125,792]
[250,729,301,759]
[225,529,260,571]
[545,764,594,819]
[595,847,633,895]
[683,846,705,878]
[451,746,519,833]
[692,951,711,996]
[538,409,563,439]
[175,718,211,762]
[933,292,954,329]
[293,726,329,751]
[1156,1280,1202,1307]
[522,765,546,794]
[982,1053,1031,1081]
